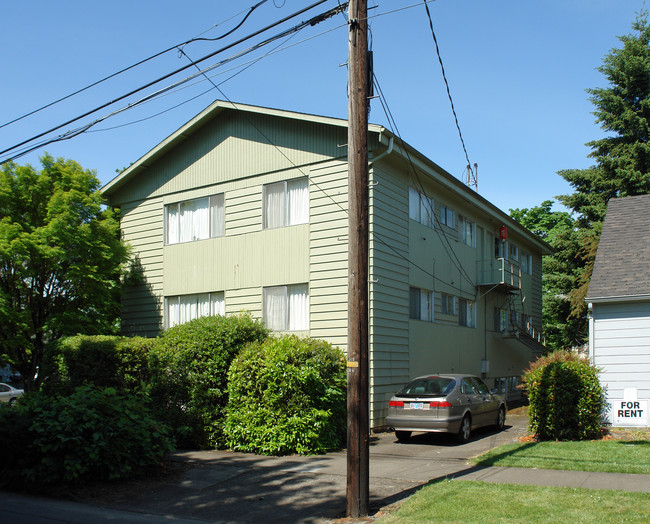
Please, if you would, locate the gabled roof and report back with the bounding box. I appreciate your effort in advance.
[587,194,650,303]
[101,99,552,255]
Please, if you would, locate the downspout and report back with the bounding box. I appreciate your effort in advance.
[368,136,394,165]
[587,302,594,361]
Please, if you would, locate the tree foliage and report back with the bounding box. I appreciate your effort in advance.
[556,12,650,316]
[510,201,586,351]
[0,155,128,390]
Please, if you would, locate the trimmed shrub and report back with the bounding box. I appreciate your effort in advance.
[148,313,268,449]
[224,335,346,455]
[41,335,154,394]
[0,386,174,491]
[521,351,604,440]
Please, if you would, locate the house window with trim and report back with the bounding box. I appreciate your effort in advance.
[521,252,532,274]
[458,215,476,247]
[408,187,434,228]
[494,308,508,332]
[409,287,434,322]
[165,194,224,245]
[458,298,476,327]
[441,293,457,315]
[263,178,308,229]
[165,292,225,329]
[263,284,309,331]
[508,242,519,262]
[441,204,455,228]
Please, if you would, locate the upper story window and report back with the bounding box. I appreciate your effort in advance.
[263,283,309,331]
[458,215,476,247]
[459,298,476,328]
[165,194,224,245]
[521,252,532,274]
[165,291,225,329]
[409,287,434,322]
[440,205,455,228]
[409,187,434,228]
[263,178,308,229]
[508,242,519,262]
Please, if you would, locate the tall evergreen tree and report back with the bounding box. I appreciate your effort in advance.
[558,12,650,316]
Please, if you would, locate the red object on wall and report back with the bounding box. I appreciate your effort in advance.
[499,225,508,240]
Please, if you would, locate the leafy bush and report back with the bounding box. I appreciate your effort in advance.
[148,313,268,449]
[521,351,604,440]
[224,335,346,455]
[41,335,154,394]
[0,385,174,491]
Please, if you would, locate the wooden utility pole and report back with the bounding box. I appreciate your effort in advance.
[346,0,369,518]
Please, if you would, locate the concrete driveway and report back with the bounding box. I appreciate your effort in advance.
[1,410,529,523]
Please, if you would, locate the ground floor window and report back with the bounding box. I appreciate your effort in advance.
[263,283,308,331]
[165,291,225,328]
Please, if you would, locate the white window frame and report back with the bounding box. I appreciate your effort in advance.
[408,187,434,228]
[508,242,519,262]
[263,283,309,331]
[165,194,224,245]
[459,298,476,328]
[409,287,434,322]
[164,291,225,329]
[458,215,476,247]
[440,205,455,228]
[263,178,309,229]
[521,252,532,274]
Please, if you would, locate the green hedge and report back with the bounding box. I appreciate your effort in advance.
[224,335,346,455]
[148,313,268,449]
[0,386,174,491]
[522,351,604,440]
[41,335,154,394]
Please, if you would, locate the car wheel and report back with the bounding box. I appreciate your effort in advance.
[8,398,16,407]
[496,406,506,431]
[395,430,411,442]
[457,415,471,443]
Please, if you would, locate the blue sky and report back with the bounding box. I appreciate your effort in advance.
[0,0,644,213]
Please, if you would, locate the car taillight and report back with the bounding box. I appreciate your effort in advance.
[430,401,452,408]
[389,400,404,407]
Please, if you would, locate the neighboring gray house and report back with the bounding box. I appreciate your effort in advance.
[102,100,551,427]
[586,194,650,427]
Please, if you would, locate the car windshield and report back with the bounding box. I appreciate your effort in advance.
[397,377,455,398]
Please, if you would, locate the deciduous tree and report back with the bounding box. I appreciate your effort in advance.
[0,155,128,390]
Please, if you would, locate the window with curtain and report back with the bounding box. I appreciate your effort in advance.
[263,284,308,331]
[441,205,455,228]
[409,287,434,322]
[408,187,434,228]
[165,194,224,245]
[263,178,308,229]
[165,291,225,328]
[459,298,476,328]
[458,215,476,247]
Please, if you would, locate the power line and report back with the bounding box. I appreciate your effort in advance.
[423,0,475,181]
[0,0,272,132]
[0,0,333,162]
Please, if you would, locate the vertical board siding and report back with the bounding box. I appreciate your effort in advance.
[593,302,650,417]
[119,198,164,336]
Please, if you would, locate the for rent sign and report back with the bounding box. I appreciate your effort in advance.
[612,389,649,427]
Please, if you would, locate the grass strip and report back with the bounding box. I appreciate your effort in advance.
[471,440,650,474]
[379,479,650,523]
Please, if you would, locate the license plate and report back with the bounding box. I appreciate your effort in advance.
[409,402,424,410]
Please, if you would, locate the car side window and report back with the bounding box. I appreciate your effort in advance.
[0,385,8,392]
[471,377,489,395]
[461,379,476,395]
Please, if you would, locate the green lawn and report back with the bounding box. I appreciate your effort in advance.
[471,439,650,474]
[379,480,650,523]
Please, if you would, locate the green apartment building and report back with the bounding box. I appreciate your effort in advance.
[102,100,551,427]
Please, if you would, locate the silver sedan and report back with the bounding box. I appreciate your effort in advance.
[0,382,24,406]
[385,374,506,443]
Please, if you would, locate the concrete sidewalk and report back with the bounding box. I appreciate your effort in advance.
[2,411,648,523]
